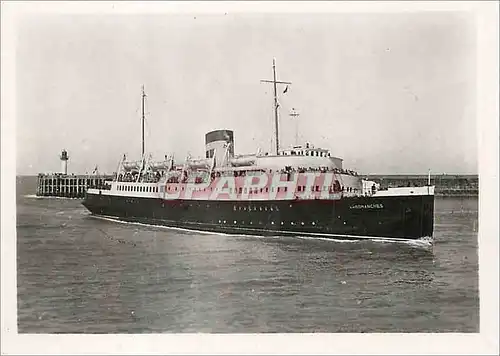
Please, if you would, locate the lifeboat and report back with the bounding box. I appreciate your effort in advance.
[186,158,211,170]
[150,161,173,170]
[122,161,141,171]
[230,155,256,167]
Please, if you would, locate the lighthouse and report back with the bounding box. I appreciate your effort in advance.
[60,149,69,175]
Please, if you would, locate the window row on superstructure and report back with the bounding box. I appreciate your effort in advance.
[163,184,356,194]
[115,182,358,195]
[117,184,159,193]
[278,149,330,157]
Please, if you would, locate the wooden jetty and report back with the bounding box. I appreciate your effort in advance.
[36,149,113,199]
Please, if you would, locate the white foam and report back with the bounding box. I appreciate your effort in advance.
[89,215,226,237]
[401,236,434,249]
[23,194,45,199]
[291,235,360,243]
[23,194,81,200]
[88,214,432,247]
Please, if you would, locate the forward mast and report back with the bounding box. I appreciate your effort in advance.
[260,58,292,155]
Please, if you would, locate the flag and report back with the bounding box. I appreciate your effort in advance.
[283,85,289,94]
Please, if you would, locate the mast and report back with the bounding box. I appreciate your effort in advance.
[261,58,291,155]
[272,59,279,154]
[141,85,146,159]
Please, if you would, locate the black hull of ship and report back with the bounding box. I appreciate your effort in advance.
[82,193,434,241]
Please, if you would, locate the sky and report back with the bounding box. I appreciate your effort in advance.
[15,11,477,175]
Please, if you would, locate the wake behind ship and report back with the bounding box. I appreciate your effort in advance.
[82,60,435,242]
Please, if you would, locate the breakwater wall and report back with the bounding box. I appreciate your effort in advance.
[36,173,114,199]
[368,174,478,196]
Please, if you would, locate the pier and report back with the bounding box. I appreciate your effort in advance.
[368,174,478,196]
[36,149,113,198]
[36,173,113,198]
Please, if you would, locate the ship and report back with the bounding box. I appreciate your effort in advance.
[82,60,435,242]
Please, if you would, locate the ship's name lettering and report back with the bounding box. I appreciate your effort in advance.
[349,203,384,209]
